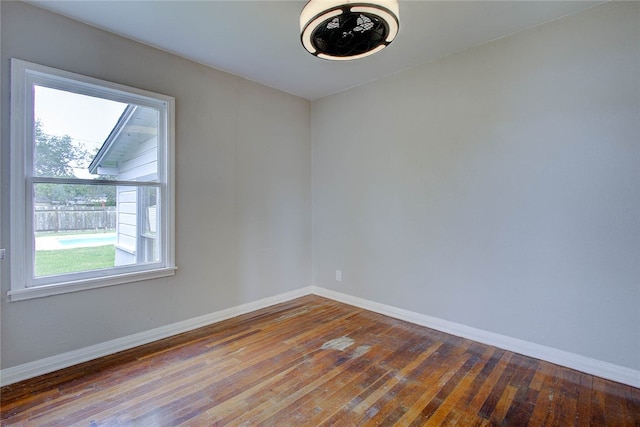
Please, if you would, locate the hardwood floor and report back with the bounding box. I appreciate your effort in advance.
[1,295,639,426]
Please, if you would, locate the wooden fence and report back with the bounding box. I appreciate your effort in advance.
[34,206,116,232]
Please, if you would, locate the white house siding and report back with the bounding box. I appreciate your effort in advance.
[118,137,158,181]
[114,136,158,266]
[114,188,137,265]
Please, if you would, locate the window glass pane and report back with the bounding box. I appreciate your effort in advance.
[34,183,117,277]
[34,182,116,207]
[33,86,127,179]
[91,105,160,182]
[10,59,174,298]
[33,85,160,182]
[113,185,160,265]
[141,187,161,263]
[34,183,161,277]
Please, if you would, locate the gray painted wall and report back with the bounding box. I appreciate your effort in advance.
[0,2,311,368]
[312,2,640,370]
[1,1,638,374]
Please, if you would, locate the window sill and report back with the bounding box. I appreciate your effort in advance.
[7,267,177,302]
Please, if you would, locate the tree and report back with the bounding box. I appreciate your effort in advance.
[33,120,116,206]
[34,120,88,178]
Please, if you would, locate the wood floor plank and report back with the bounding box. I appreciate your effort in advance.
[360,341,468,424]
[415,348,492,426]
[574,371,593,427]
[528,362,566,427]
[326,339,446,425]
[500,354,539,425]
[591,376,608,426]
[1,295,638,426]
[462,350,513,418]
[401,352,475,425]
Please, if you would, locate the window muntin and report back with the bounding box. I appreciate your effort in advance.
[9,59,175,301]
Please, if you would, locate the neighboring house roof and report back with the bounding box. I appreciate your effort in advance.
[88,105,158,175]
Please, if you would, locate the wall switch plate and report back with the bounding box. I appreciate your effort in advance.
[335,270,342,281]
[0,249,5,259]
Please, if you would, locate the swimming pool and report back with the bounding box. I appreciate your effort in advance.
[36,233,117,251]
[58,234,116,247]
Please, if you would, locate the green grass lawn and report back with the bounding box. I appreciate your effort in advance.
[35,245,116,277]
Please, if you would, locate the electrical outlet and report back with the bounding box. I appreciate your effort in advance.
[0,249,5,260]
[335,270,342,282]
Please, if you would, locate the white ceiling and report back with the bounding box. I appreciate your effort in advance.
[28,0,604,100]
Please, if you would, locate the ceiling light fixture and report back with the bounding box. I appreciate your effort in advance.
[300,0,399,61]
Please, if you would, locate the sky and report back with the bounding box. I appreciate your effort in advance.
[34,85,127,178]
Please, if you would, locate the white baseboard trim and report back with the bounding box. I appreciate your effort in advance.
[311,286,640,388]
[0,286,313,387]
[3,285,638,389]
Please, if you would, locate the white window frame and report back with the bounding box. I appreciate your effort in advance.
[9,59,176,301]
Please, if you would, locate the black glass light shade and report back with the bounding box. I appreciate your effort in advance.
[300,1,399,61]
